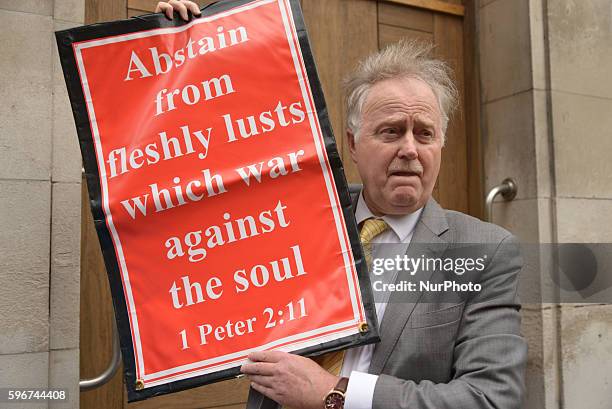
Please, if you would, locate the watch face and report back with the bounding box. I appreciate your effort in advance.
[324,392,345,409]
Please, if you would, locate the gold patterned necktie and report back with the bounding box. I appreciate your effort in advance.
[313,218,389,376]
[360,218,390,269]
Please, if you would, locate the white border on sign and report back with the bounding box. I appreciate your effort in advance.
[73,0,365,388]
[145,320,359,386]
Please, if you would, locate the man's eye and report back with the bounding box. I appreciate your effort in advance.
[419,130,434,139]
[380,128,397,135]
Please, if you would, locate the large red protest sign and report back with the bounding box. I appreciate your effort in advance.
[57,0,378,401]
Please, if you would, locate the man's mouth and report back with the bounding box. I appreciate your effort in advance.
[389,170,420,177]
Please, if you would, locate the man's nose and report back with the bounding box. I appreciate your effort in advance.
[397,132,418,160]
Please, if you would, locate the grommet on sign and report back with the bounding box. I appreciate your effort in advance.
[359,322,369,333]
[135,380,145,390]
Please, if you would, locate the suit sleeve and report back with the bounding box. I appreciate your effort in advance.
[372,234,528,409]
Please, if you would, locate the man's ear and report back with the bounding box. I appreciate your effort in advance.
[347,129,358,163]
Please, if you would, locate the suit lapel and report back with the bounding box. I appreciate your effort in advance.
[368,197,450,374]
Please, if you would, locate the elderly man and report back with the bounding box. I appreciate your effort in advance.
[158,2,528,409]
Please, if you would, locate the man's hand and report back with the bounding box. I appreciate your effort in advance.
[241,351,339,409]
[155,0,201,20]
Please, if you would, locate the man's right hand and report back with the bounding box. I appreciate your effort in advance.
[155,0,201,21]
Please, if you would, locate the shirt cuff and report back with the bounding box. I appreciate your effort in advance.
[344,370,379,409]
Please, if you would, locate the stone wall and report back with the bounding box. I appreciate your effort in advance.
[478,0,612,408]
[0,0,84,408]
[547,1,612,407]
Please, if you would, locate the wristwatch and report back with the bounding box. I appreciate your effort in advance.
[323,377,349,409]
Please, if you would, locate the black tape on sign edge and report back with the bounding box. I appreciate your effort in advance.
[55,0,379,402]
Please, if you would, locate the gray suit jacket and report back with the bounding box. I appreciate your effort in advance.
[355,196,527,409]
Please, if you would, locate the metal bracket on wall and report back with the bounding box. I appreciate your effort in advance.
[485,178,518,222]
[79,318,122,391]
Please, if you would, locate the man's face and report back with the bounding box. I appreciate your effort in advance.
[348,76,443,216]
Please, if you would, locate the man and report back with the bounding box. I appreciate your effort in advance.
[159,2,528,408]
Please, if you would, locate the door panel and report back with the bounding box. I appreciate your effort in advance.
[378,2,434,32]
[378,24,434,47]
[433,12,469,214]
[302,0,378,183]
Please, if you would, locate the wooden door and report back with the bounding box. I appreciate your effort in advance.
[80,1,481,408]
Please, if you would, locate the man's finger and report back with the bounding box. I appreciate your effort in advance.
[184,0,201,16]
[248,350,285,363]
[168,0,189,20]
[246,374,275,388]
[241,362,276,376]
[155,2,173,19]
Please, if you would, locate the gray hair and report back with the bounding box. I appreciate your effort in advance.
[344,40,459,144]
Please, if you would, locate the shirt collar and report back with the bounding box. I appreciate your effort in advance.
[355,191,424,242]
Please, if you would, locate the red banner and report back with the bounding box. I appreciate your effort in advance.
[57,0,377,400]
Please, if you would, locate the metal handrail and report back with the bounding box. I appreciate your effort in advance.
[485,178,518,222]
[79,318,122,391]
[80,166,122,391]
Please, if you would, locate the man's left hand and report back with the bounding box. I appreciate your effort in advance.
[241,350,339,409]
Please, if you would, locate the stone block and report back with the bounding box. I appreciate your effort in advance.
[556,198,612,243]
[50,182,81,350]
[522,305,562,409]
[0,9,53,180]
[479,0,532,102]
[0,0,53,16]
[528,0,547,90]
[49,348,79,409]
[54,0,85,24]
[532,89,552,198]
[0,351,49,409]
[548,0,612,98]
[491,198,552,243]
[521,306,547,409]
[53,20,83,183]
[551,91,612,199]
[483,90,541,200]
[560,304,612,409]
[0,180,51,354]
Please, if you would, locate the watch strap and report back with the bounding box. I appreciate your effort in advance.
[335,377,349,394]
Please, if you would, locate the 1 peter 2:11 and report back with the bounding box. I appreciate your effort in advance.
[178,297,307,350]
